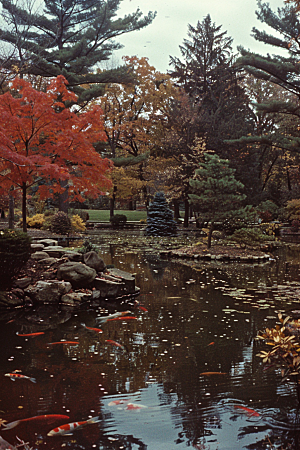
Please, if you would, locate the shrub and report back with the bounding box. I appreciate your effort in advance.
[291,219,300,232]
[50,211,72,235]
[0,229,31,287]
[228,227,273,246]
[71,214,86,232]
[110,214,127,228]
[78,239,99,254]
[26,213,45,229]
[284,198,300,222]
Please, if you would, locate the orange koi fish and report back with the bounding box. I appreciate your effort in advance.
[17,332,45,337]
[5,373,36,383]
[47,416,100,436]
[108,399,130,406]
[199,372,227,376]
[125,403,147,411]
[107,316,137,322]
[207,342,215,346]
[3,414,70,430]
[105,339,125,350]
[234,405,260,417]
[81,323,103,333]
[48,341,79,345]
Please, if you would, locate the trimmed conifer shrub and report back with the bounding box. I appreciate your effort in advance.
[146,192,177,236]
[50,211,72,235]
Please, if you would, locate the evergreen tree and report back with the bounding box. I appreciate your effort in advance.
[146,192,177,236]
[189,153,252,248]
[0,0,156,103]
[235,0,300,158]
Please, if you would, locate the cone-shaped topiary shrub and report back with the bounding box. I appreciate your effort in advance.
[146,192,177,236]
[0,229,31,287]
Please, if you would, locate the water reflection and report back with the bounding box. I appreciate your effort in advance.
[1,233,300,449]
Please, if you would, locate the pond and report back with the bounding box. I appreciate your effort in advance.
[1,230,300,450]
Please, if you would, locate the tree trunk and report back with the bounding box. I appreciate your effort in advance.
[184,198,189,228]
[173,199,180,220]
[8,195,14,229]
[110,186,117,219]
[207,222,214,249]
[22,182,27,232]
[58,179,69,213]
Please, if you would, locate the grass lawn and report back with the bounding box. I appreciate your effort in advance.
[85,209,147,222]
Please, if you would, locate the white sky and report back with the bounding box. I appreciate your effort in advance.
[112,0,286,73]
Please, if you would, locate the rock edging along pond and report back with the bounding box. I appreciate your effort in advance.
[0,238,139,308]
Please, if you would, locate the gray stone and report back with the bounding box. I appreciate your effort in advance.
[36,239,58,247]
[83,251,106,272]
[36,257,58,267]
[0,291,23,307]
[64,251,83,262]
[108,268,135,293]
[25,280,72,304]
[57,262,96,288]
[13,277,32,289]
[93,277,125,298]
[42,246,66,258]
[61,291,92,306]
[31,251,50,260]
[30,243,45,252]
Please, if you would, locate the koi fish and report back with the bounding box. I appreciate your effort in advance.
[17,332,45,337]
[81,323,103,333]
[47,416,100,436]
[125,403,147,411]
[137,306,148,312]
[107,316,137,322]
[108,399,130,406]
[105,339,125,350]
[207,342,215,346]
[3,414,70,430]
[199,372,227,376]
[5,373,36,383]
[96,311,131,324]
[233,405,260,417]
[48,341,79,345]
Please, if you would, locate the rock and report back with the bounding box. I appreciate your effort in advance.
[0,291,24,307]
[108,268,135,293]
[30,243,45,252]
[31,251,50,260]
[57,262,96,288]
[64,251,83,262]
[36,257,59,267]
[41,246,66,258]
[25,280,72,304]
[12,277,32,289]
[61,291,92,306]
[36,239,58,247]
[83,251,106,272]
[93,277,125,298]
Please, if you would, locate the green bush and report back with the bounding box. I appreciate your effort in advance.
[50,211,72,235]
[110,214,127,228]
[78,239,99,254]
[228,227,274,246]
[0,229,31,287]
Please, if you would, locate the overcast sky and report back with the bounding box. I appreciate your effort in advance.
[111,0,286,73]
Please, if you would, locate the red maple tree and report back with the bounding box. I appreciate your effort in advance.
[0,75,112,231]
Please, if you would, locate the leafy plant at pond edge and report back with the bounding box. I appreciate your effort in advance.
[256,313,300,403]
[78,239,99,254]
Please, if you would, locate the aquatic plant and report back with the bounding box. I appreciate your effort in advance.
[256,313,300,404]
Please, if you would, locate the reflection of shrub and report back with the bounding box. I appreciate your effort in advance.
[291,220,300,232]
[0,229,31,286]
[71,214,86,232]
[259,211,273,223]
[110,214,127,228]
[50,211,71,235]
[26,213,45,228]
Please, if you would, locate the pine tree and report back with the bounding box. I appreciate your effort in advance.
[146,192,177,236]
[235,0,300,156]
[189,153,252,248]
[0,0,156,103]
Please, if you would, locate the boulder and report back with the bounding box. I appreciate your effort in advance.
[30,243,45,252]
[61,291,92,306]
[64,251,83,262]
[36,239,58,247]
[83,251,106,272]
[31,251,50,260]
[13,277,32,289]
[36,257,59,267]
[93,277,125,298]
[25,280,72,304]
[41,246,66,258]
[0,291,24,307]
[57,262,96,288]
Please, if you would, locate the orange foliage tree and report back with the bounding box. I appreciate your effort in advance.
[0,75,112,231]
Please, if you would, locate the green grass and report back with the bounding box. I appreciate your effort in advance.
[85,209,147,222]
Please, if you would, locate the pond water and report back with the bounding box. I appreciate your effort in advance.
[2,231,300,450]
